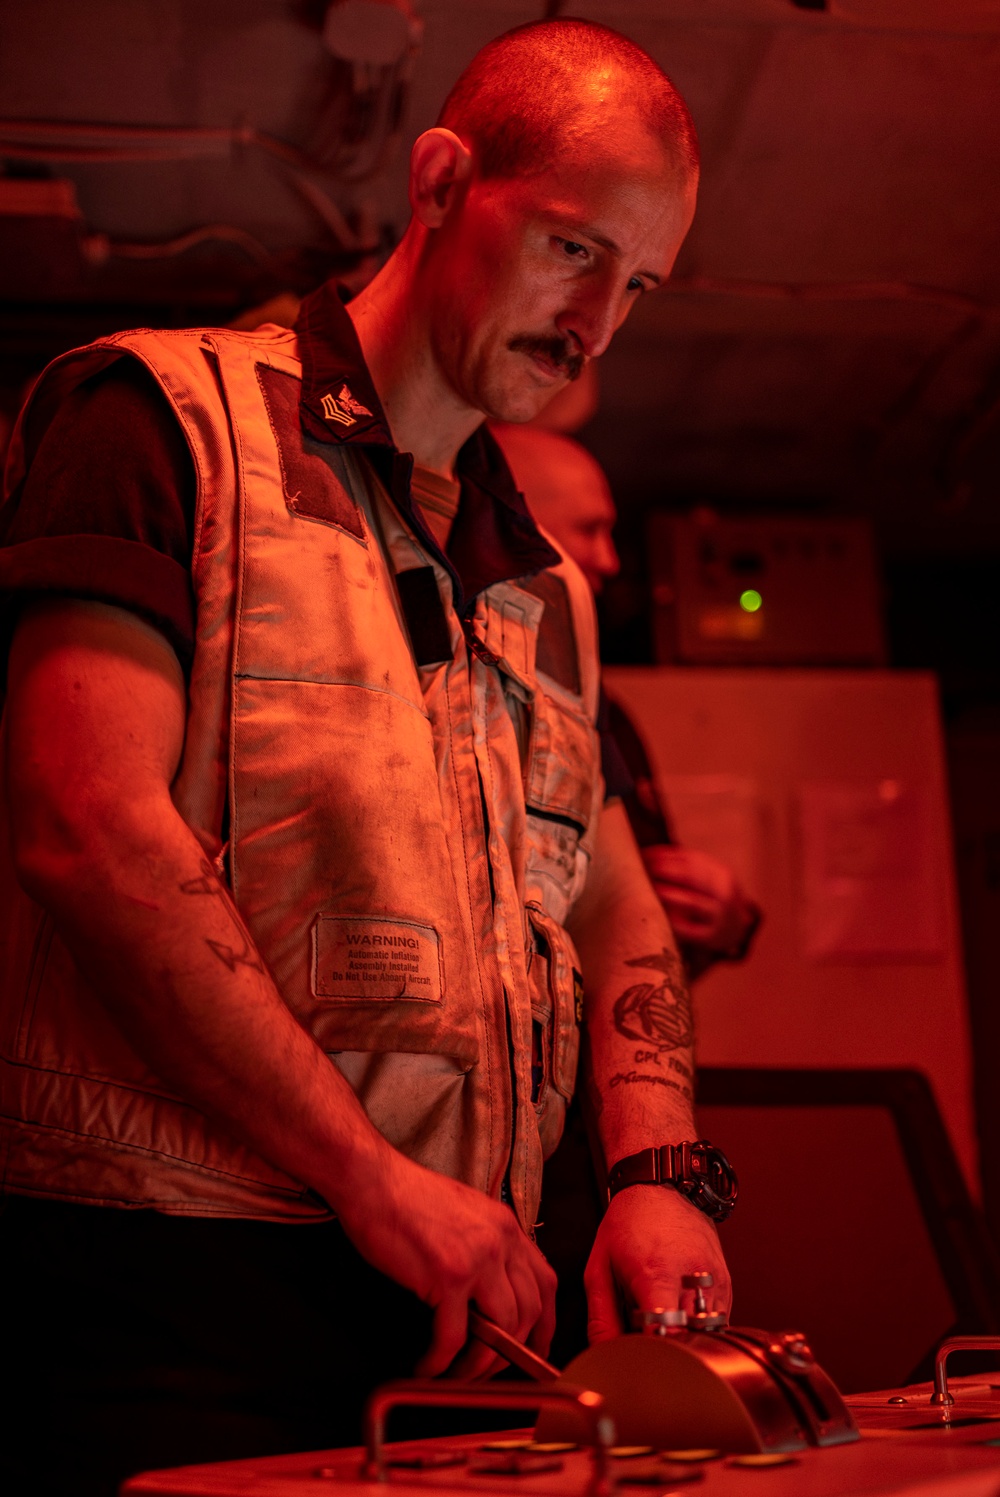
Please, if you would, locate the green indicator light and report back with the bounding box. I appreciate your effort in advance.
[739,589,763,613]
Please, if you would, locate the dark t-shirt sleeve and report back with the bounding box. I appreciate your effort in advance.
[598,685,634,803]
[604,692,675,845]
[0,357,197,666]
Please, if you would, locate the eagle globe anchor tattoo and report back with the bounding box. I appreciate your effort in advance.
[613,948,693,1053]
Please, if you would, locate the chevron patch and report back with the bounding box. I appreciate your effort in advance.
[321,382,373,427]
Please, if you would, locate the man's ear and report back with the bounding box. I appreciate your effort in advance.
[409,128,474,227]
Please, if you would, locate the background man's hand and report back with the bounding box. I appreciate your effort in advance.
[337,1149,557,1380]
[641,844,760,977]
[583,1185,731,1342]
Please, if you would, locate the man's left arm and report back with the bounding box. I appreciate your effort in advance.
[566,798,732,1342]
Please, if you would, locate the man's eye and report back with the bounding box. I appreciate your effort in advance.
[627,276,645,293]
[561,240,588,259]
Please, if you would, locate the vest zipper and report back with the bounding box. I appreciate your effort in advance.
[464,616,521,1212]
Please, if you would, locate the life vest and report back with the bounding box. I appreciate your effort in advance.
[0,324,603,1230]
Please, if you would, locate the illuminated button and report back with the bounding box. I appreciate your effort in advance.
[529,1442,577,1453]
[728,1453,799,1468]
[659,1461,710,1484]
[661,1450,722,1462]
[611,1447,657,1458]
[739,589,763,613]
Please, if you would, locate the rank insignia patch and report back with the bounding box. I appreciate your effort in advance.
[320,383,373,427]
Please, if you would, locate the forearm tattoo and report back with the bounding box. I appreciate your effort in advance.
[613,947,692,1051]
[610,947,694,1102]
[179,859,265,975]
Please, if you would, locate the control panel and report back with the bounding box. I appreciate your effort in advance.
[648,512,886,666]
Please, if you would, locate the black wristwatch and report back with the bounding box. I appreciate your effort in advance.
[606,1140,738,1223]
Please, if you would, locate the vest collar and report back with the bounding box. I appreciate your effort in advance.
[294,282,561,614]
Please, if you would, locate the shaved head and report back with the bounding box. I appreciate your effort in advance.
[366,17,699,435]
[437,19,698,183]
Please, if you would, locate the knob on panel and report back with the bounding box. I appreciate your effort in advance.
[772,1332,815,1372]
[682,1271,727,1330]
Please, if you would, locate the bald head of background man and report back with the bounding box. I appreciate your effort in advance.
[491,424,620,593]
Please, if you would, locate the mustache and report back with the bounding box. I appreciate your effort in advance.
[508,334,584,383]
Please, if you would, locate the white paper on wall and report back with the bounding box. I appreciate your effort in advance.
[797,779,946,960]
[655,774,764,897]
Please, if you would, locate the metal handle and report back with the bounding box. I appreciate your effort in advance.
[363,1380,615,1495]
[468,1309,560,1382]
[931,1336,1000,1406]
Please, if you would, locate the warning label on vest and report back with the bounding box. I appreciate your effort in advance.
[312,916,443,1004]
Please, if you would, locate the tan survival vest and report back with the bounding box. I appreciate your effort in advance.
[0,324,603,1231]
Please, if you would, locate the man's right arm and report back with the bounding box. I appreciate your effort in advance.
[5,596,554,1375]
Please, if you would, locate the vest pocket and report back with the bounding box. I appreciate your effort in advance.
[524,690,599,923]
[525,689,597,833]
[525,901,583,1159]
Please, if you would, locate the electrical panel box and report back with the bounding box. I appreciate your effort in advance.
[649,512,886,666]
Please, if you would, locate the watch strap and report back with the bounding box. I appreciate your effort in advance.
[607,1142,685,1196]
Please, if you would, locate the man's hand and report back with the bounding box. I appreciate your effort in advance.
[584,1185,731,1342]
[339,1151,556,1379]
[641,844,760,976]
[566,803,733,1345]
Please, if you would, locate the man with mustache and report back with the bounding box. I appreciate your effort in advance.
[0,18,731,1495]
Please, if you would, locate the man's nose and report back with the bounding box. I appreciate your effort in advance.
[556,278,625,360]
[598,532,621,581]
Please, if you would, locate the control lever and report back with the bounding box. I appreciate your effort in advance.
[468,1308,560,1381]
[469,1282,725,1377]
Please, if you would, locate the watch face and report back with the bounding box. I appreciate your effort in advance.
[688,1144,738,1221]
